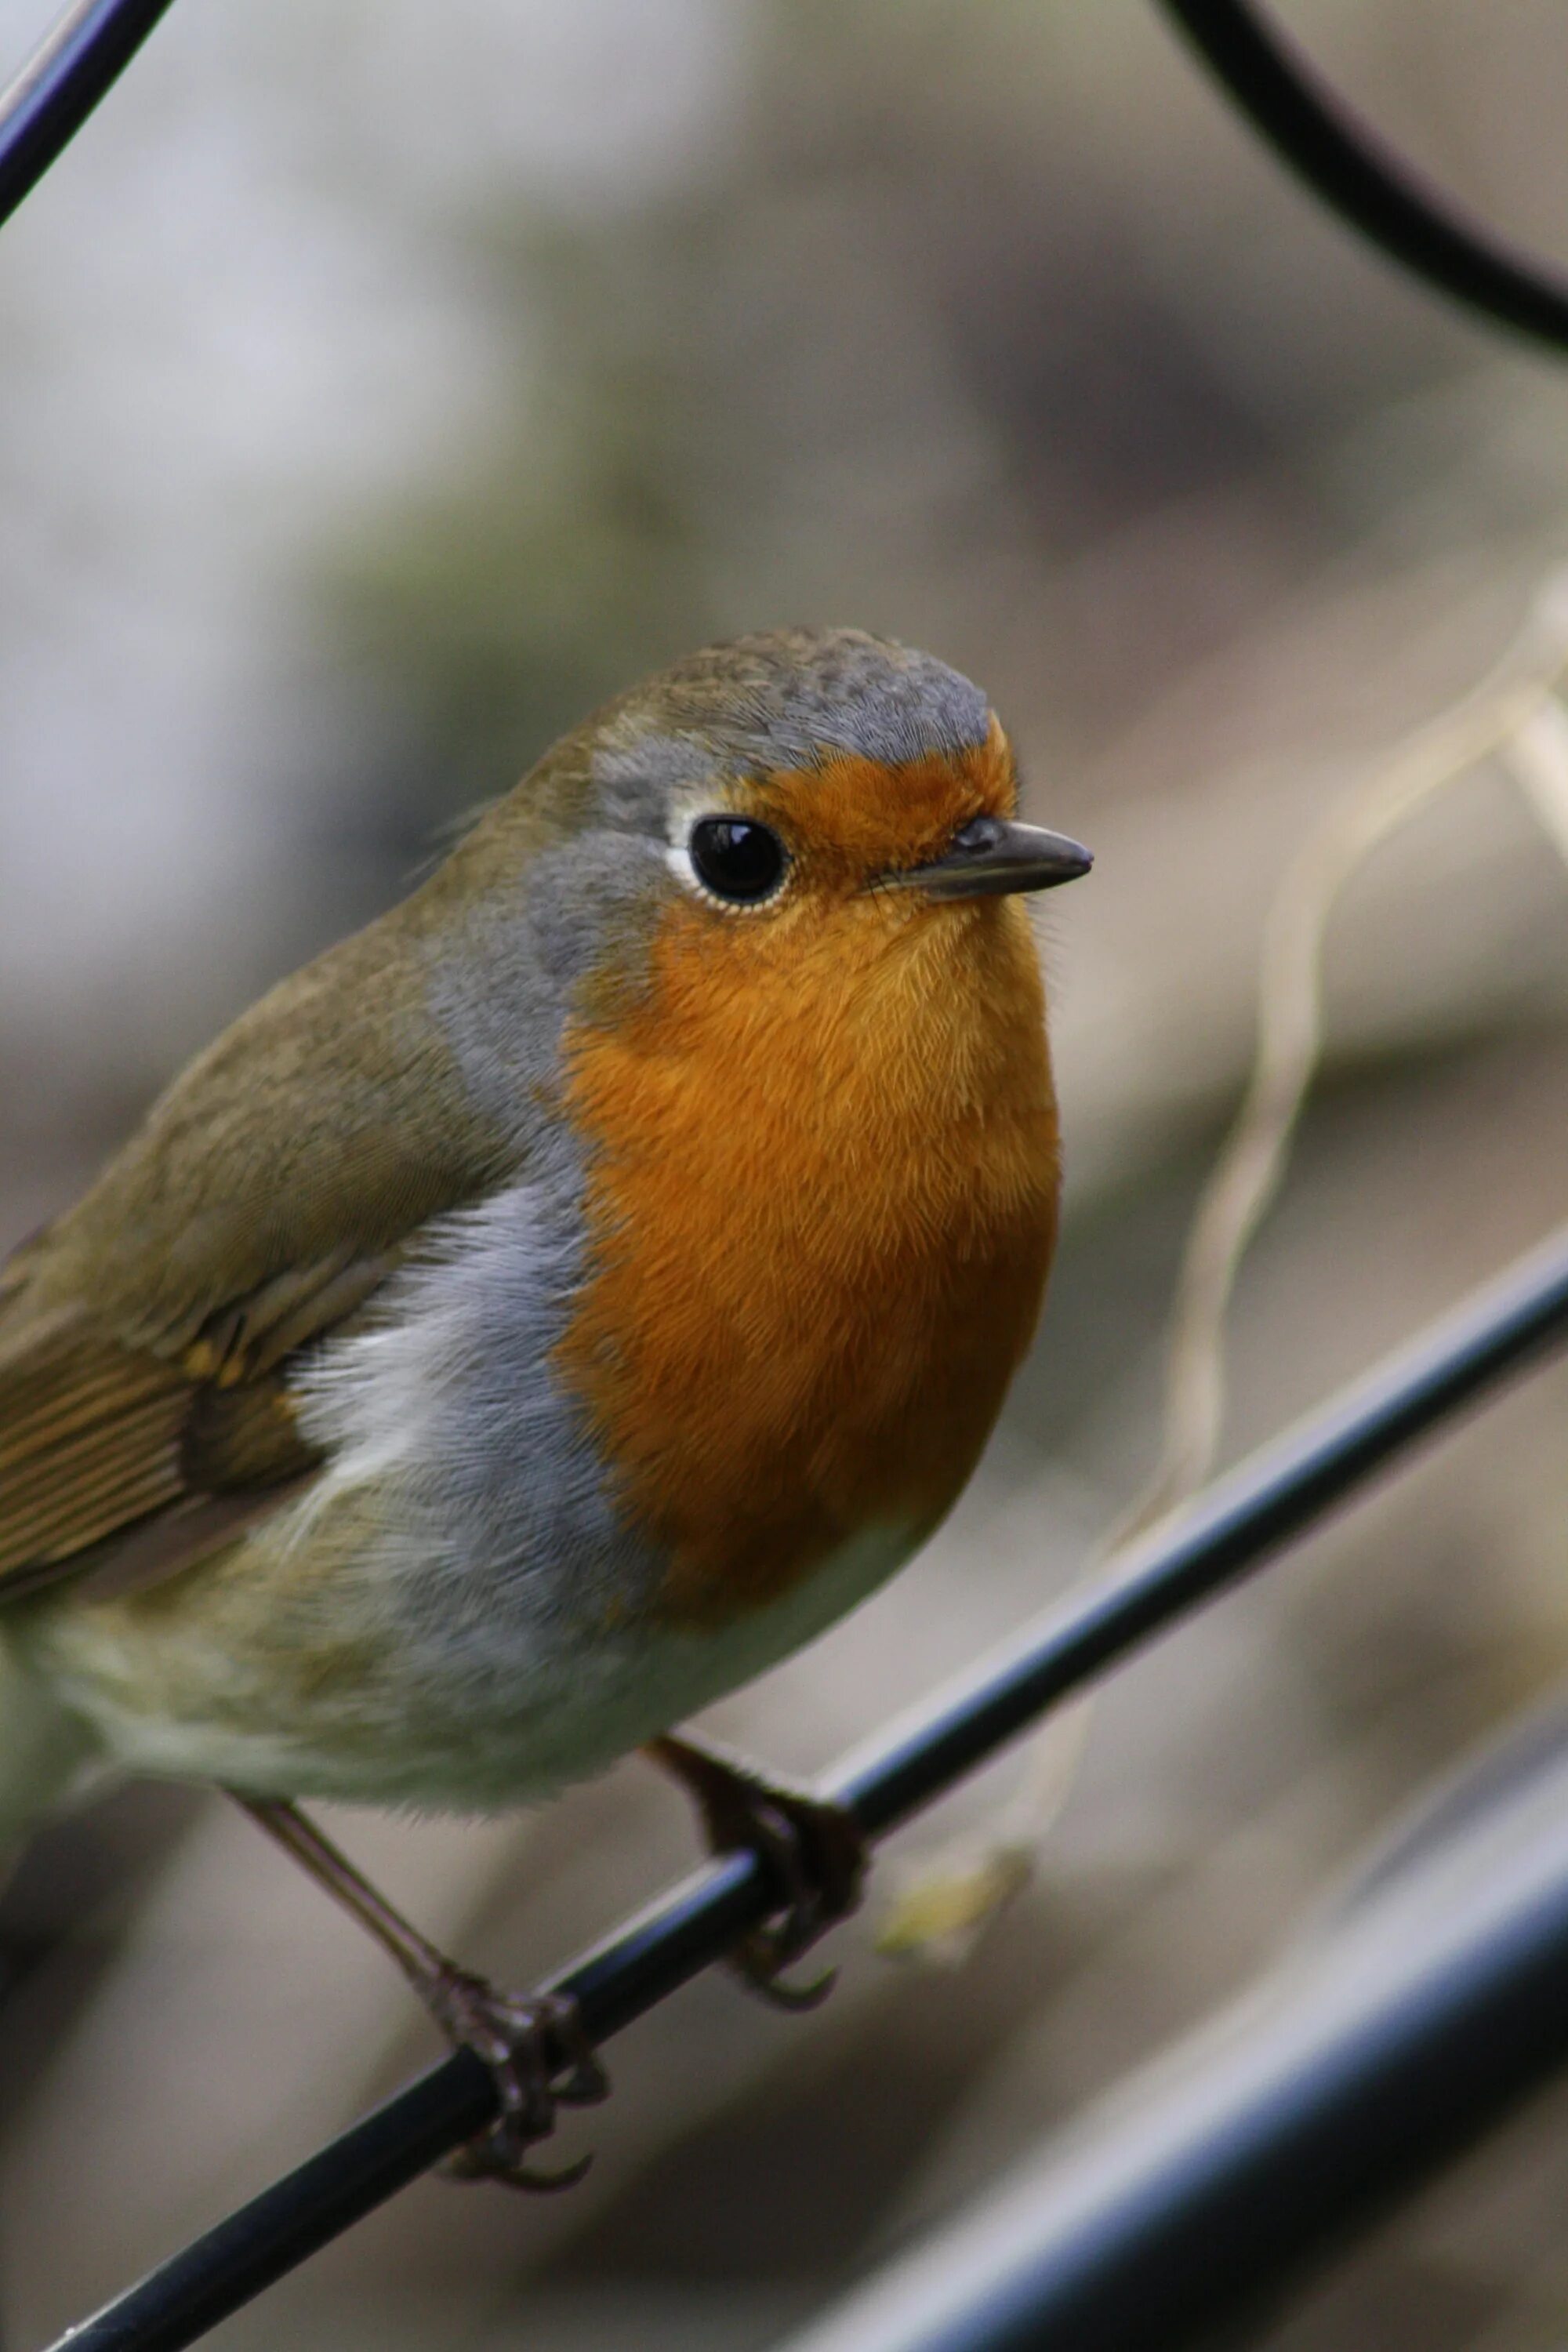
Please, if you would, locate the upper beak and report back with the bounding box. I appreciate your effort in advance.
[883,816,1094,901]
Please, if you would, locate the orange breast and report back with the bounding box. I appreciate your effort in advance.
[557,887,1059,1628]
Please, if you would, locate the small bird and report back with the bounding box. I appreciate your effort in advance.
[0,628,1089,2180]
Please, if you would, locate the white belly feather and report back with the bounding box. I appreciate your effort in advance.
[27,1515,914,1809]
[20,1181,919,1808]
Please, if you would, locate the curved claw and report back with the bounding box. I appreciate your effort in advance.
[443,2140,596,2194]
[426,1975,607,2193]
[508,2152,596,2194]
[554,2052,613,2107]
[733,1950,838,2010]
[646,1734,869,2006]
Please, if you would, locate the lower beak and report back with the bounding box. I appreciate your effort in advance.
[884,817,1094,901]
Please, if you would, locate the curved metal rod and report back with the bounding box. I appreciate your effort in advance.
[1159,0,1568,354]
[5,0,1566,356]
[0,0,177,230]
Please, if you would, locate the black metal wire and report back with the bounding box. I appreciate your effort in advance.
[1158,0,1568,354]
[7,0,1568,353]
[0,0,177,230]
[49,1222,1568,2352]
[775,1704,1568,2352]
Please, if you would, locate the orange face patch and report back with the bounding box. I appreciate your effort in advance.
[555,729,1061,1628]
[740,713,1016,902]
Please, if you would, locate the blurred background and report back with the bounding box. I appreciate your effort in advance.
[5,2,1568,2345]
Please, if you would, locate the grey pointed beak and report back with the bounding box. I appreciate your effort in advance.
[884,816,1094,900]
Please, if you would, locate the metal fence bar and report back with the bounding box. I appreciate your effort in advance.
[0,0,177,228]
[777,1706,1568,2352]
[1158,0,1568,354]
[13,0,1568,352]
[49,1221,1568,2352]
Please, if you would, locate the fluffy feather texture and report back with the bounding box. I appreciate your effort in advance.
[0,627,1063,1827]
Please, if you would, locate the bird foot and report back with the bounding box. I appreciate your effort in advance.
[648,1735,868,2007]
[426,1972,608,2190]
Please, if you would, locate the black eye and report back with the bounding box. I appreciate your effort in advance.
[688,817,787,904]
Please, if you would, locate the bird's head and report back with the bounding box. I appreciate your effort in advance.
[447,626,1088,1009]
[608,627,1091,933]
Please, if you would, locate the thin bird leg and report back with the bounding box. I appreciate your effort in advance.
[231,1795,607,2189]
[644,1732,868,2009]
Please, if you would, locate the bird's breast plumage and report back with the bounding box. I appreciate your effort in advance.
[557,875,1059,1628]
[9,659,1070,1812]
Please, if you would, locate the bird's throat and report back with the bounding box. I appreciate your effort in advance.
[556,895,1059,1627]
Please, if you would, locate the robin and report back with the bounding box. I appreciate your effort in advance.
[0,627,1090,2181]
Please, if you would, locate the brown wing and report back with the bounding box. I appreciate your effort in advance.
[0,887,519,1603]
[0,1288,194,1577]
[0,1243,396,1595]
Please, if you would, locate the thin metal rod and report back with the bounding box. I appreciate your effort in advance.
[776,1708,1568,2352]
[49,1222,1568,2352]
[0,0,178,230]
[1158,0,1568,354]
[832,1222,1568,1838]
